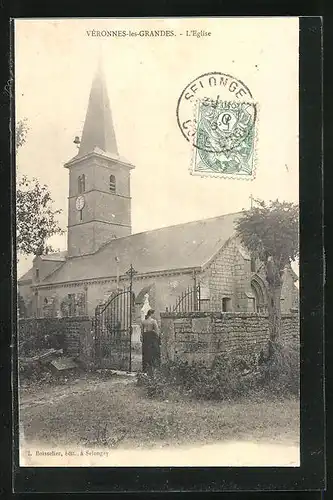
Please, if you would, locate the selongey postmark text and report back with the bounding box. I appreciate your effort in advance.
[176,72,257,179]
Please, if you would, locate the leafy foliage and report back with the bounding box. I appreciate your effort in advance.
[16,118,29,151]
[16,119,64,256]
[235,198,299,278]
[235,199,299,342]
[258,340,300,395]
[16,175,64,255]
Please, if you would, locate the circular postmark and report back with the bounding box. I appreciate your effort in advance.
[176,72,257,154]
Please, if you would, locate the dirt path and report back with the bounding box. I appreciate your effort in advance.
[20,374,136,410]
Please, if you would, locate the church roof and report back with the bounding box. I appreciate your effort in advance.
[40,212,241,285]
[18,268,33,283]
[77,61,119,158]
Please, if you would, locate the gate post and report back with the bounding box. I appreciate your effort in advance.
[126,264,137,373]
[93,304,103,368]
[193,270,198,311]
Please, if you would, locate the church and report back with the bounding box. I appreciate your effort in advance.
[18,64,299,322]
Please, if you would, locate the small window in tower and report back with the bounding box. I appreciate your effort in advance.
[35,268,39,280]
[79,209,83,222]
[109,175,116,193]
[78,174,85,194]
[251,257,256,272]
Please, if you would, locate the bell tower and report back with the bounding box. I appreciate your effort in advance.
[65,62,134,258]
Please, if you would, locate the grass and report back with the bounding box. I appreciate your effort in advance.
[19,375,299,449]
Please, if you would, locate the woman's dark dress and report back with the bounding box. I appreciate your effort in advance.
[141,317,160,374]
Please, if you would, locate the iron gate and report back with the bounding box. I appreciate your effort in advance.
[168,284,201,313]
[93,289,133,371]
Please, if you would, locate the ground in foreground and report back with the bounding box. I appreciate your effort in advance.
[19,374,299,465]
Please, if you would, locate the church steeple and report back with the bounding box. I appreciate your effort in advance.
[78,60,119,157]
[65,61,134,259]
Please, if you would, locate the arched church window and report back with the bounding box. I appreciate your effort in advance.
[251,284,259,312]
[78,174,85,194]
[109,175,116,193]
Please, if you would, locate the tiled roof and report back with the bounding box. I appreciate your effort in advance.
[42,212,241,285]
[18,268,33,283]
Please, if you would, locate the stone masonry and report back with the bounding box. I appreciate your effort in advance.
[202,238,253,312]
[160,311,299,367]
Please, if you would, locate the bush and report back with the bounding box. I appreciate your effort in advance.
[258,341,300,396]
[137,343,300,401]
[137,352,259,401]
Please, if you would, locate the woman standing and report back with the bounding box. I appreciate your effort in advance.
[141,309,160,375]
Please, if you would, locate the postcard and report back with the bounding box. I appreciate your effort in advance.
[15,17,300,468]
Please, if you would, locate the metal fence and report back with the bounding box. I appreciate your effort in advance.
[167,284,201,313]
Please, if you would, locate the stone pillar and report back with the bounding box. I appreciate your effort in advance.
[78,318,95,370]
[160,315,176,363]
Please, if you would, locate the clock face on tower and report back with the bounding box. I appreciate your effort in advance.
[75,195,85,211]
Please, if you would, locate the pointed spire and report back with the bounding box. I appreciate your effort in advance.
[78,58,119,157]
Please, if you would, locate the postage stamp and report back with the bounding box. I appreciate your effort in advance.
[176,72,258,179]
[191,99,257,178]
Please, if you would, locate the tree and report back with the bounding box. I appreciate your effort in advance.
[235,198,299,345]
[16,119,64,256]
[16,118,29,150]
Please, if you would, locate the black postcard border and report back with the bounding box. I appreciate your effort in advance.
[1,13,324,494]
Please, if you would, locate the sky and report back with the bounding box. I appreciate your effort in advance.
[15,18,299,278]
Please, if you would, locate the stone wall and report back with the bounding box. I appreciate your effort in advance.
[203,238,254,312]
[18,317,94,368]
[160,311,299,367]
[204,238,238,311]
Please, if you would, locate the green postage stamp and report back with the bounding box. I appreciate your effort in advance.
[176,72,258,180]
[191,99,257,179]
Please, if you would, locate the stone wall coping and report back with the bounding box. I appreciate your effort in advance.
[19,316,91,323]
[161,312,298,319]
